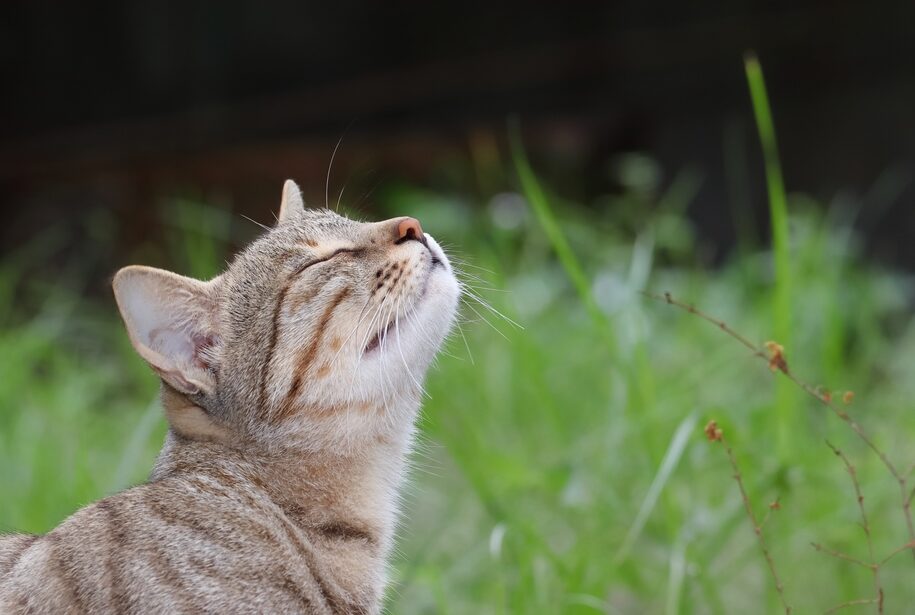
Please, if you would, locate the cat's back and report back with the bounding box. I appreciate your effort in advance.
[0,474,363,614]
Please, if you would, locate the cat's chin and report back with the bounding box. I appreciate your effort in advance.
[362,234,457,358]
[361,273,441,356]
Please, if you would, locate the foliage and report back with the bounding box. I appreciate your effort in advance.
[3,171,914,613]
[3,60,915,609]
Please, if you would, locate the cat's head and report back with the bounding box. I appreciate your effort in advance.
[113,180,460,451]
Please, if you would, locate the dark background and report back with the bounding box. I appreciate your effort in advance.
[2,1,913,274]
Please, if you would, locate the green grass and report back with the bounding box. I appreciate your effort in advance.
[2,69,915,610]
[3,176,914,613]
[745,52,797,463]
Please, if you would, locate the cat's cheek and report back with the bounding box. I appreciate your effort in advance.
[423,271,460,333]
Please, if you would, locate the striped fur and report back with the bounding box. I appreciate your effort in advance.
[0,180,460,614]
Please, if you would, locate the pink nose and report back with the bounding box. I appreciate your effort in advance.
[396,217,425,244]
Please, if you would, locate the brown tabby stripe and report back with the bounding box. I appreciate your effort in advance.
[94,499,133,614]
[181,552,317,613]
[143,542,207,612]
[1,534,38,576]
[124,492,206,608]
[189,465,267,507]
[314,521,377,546]
[203,465,245,493]
[294,549,343,613]
[259,281,293,419]
[272,512,351,613]
[183,475,228,499]
[164,473,290,552]
[236,466,271,495]
[44,533,85,612]
[141,490,249,555]
[251,254,295,421]
[146,483,330,612]
[281,573,319,613]
[275,287,351,421]
[287,283,323,313]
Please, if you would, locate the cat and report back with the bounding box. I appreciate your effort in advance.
[0,180,460,614]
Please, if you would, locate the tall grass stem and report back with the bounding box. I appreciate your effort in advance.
[744,52,795,460]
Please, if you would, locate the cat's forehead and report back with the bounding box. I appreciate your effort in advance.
[229,208,361,273]
[272,208,362,246]
[298,208,359,232]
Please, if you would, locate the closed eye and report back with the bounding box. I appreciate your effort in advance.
[294,247,363,275]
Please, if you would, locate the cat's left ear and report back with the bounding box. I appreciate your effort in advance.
[112,266,222,396]
[277,179,305,224]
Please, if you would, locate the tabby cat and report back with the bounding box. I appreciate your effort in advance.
[0,180,460,614]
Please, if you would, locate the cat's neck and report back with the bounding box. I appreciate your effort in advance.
[151,390,418,555]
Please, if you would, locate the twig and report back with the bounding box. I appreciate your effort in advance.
[880,540,915,566]
[825,442,882,612]
[904,462,915,480]
[705,421,792,614]
[646,291,763,355]
[824,598,878,614]
[810,543,873,570]
[759,506,775,532]
[813,537,909,612]
[645,290,915,562]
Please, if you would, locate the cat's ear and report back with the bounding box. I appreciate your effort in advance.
[112,266,221,396]
[277,179,305,224]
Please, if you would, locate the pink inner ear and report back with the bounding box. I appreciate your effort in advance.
[148,327,217,371]
[192,333,219,369]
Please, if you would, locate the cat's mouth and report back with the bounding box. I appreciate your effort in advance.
[363,243,448,355]
[363,319,396,354]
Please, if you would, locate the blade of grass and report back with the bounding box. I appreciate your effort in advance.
[508,119,615,348]
[614,412,698,564]
[665,531,689,615]
[744,52,795,460]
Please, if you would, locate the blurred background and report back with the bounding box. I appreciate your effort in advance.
[2,1,915,613]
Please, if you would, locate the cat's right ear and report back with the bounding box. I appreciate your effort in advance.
[112,266,221,396]
[277,179,305,224]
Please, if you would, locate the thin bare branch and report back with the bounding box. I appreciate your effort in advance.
[880,541,915,566]
[811,543,874,570]
[905,462,915,480]
[645,290,915,561]
[823,598,878,614]
[826,442,882,612]
[642,291,763,355]
[715,431,792,614]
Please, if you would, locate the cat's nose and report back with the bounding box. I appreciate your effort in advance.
[395,217,426,245]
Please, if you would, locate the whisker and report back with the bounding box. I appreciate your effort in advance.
[347,299,387,399]
[330,295,373,367]
[462,301,510,341]
[335,184,347,212]
[325,123,354,211]
[456,280,509,293]
[355,299,387,370]
[459,284,523,330]
[353,176,383,212]
[378,299,408,407]
[394,295,430,400]
[240,214,271,231]
[406,305,461,361]
[457,322,475,365]
[449,260,497,275]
